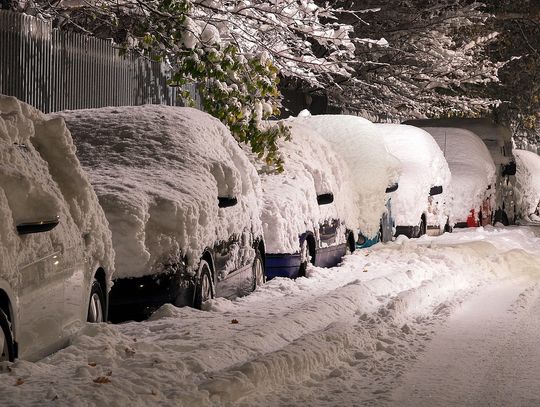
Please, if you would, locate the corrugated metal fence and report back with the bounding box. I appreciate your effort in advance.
[0,10,200,112]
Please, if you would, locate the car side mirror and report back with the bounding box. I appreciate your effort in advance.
[17,218,59,235]
[429,186,443,196]
[385,183,398,193]
[317,193,334,205]
[218,197,238,208]
[502,161,516,176]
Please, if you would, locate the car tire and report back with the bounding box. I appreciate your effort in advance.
[418,217,426,237]
[87,279,105,323]
[345,232,356,255]
[252,249,265,291]
[0,309,15,362]
[194,260,214,309]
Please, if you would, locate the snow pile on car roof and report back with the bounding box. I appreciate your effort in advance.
[291,114,401,238]
[376,124,451,228]
[514,149,540,218]
[0,95,114,287]
[255,119,360,254]
[423,127,496,223]
[59,105,262,279]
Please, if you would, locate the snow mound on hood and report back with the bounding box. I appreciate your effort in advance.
[515,149,540,217]
[424,127,496,223]
[59,105,262,279]
[0,95,114,288]
[290,114,401,238]
[256,120,359,254]
[377,124,451,227]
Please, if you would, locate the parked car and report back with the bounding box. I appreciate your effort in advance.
[292,113,401,248]
[404,118,516,225]
[59,105,265,322]
[514,149,540,221]
[0,95,114,362]
[377,124,451,238]
[256,119,361,279]
[420,127,497,228]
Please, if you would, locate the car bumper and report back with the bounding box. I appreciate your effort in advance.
[265,253,303,279]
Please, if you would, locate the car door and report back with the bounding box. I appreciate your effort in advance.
[2,144,67,361]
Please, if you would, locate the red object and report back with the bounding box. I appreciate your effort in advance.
[466,209,478,227]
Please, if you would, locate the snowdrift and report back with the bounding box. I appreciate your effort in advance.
[59,105,262,279]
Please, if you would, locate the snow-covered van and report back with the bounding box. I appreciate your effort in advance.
[291,113,401,248]
[60,105,265,321]
[418,127,496,228]
[404,118,516,225]
[255,119,363,279]
[514,149,540,221]
[377,124,451,238]
[0,95,114,361]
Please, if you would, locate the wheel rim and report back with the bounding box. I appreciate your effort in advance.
[300,240,309,263]
[254,257,264,287]
[88,293,103,323]
[200,271,212,303]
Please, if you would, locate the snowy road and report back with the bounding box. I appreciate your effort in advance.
[1,226,540,407]
[390,277,540,407]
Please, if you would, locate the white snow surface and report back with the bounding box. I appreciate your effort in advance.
[377,124,451,228]
[515,149,540,218]
[255,120,359,253]
[423,127,496,224]
[291,114,401,239]
[0,95,114,288]
[57,105,262,279]
[2,226,540,406]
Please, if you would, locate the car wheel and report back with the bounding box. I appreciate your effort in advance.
[0,309,15,362]
[194,260,214,309]
[87,279,105,323]
[252,250,265,290]
[420,217,427,237]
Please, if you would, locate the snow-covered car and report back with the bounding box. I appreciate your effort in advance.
[377,124,451,238]
[421,127,497,228]
[514,149,540,221]
[59,106,265,321]
[256,119,363,279]
[291,113,401,248]
[405,118,516,225]
[0,95,114,362]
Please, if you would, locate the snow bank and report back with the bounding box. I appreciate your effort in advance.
[290,114,401,239]
[423,127,496,224]
[0,95,114,289]
[376,124,451,228]
[515,149,540,218]
[255,119,359,254]
[2,227,540,406]
[58,105,262,279]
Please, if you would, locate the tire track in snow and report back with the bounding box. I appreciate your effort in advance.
[389,276,540,406]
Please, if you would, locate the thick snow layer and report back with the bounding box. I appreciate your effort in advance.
[58,106,262,279]
[422,127,496,223]
[0,95,114,289]
[515,149,540,218]
[291,114,401,238]
[255,120,359,254]
[2,227,540,406]
[377,124,451,228]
